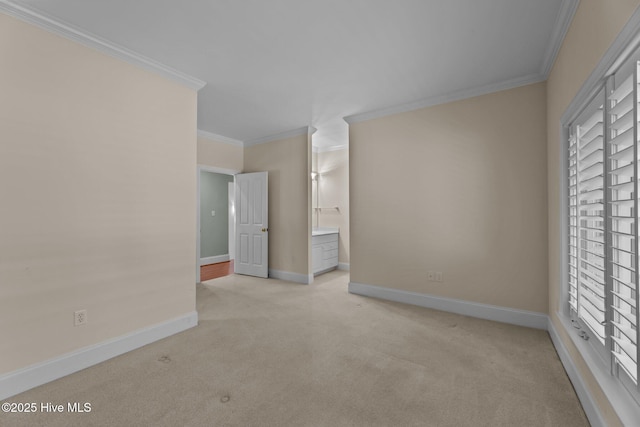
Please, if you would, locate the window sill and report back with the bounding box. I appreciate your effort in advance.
[552,314,640,426]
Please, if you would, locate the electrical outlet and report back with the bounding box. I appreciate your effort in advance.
[435,271,443,282]
[74,309,87,326]
[427,271,435,281]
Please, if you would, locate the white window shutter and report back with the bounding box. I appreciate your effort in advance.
[574,94,607,345]
[607,68,638,384]
[568,130,579,313]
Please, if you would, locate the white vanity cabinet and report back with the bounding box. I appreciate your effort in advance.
[312,231,339,275]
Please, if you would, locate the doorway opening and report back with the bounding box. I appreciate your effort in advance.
[196,166,238,283]
[311,144,350,276]
[200,259,234,281]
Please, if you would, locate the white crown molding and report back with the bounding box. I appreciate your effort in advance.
[244,126,317,147]
[197,129,244,147]
[0,0,206,91]
[344,73,544,124]
[540,0,580,78]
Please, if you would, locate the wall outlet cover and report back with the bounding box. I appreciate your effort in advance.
[74,309,87,326]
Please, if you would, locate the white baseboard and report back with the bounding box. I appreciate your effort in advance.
[547,319,605,427]
[0,311,198,400]
[348,282,547,330]
[347,282,640,423]
[199,254,229,266]
[550,316,640,426]
[269,269,313,285]
[338,262,350,271]
[313,266,338,276]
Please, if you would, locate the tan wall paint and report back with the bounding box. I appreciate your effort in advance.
[197,136,243,171]
[243,134,311,276]
[317,149,350,265]
[547,1,640,425]
[0,13,197,374]
[350,82,547,313]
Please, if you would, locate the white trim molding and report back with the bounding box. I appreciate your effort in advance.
[200,254,230,267]
[0,311,198,400]
[344,73,544,124]
[197,164,240,176]
[196,165,238,283]
[0,0,205,91]
[539,0,580,78]
[348,282,547,330]
[561,5,640,125]
[547,318,605,427]
[348,280,640,423]
[268,269,313,285]
[341,0,579,126]
[554,5,640,423]
[549,316,640,426]
[338,262,350,271]
[244,126,317,147]
[197,129,243,147]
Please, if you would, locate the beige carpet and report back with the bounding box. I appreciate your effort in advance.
[2,271,588,426]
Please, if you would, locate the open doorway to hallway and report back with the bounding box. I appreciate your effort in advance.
[197,166,237,283]
[200,260,234,281]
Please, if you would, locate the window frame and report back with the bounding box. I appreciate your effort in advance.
[560,32,640,422]
[566,87,611,367]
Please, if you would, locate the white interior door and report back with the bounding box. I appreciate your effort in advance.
[235,172,268,278]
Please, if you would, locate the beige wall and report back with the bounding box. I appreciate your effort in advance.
[316,149,350,265]
[244,134,312,277]
[0,13,197,374]
[197,136,243,171]
[349,82,547,313]
[547,1,640,425]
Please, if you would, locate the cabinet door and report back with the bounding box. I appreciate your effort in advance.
[312,245,323,273]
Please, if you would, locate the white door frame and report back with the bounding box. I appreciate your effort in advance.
[196,165,240,283]
[228,182,235,262]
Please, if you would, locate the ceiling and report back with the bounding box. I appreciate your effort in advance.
[6,0,575,149]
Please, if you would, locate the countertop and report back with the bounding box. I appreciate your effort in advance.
[312,227,339,236]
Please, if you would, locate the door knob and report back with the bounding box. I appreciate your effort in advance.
[262,228,269,232]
